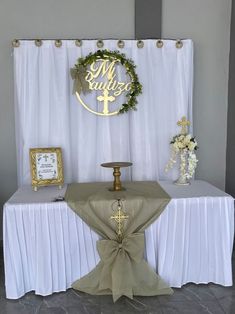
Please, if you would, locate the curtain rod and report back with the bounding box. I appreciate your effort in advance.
[12,38,185,49]
[12,38,187,41]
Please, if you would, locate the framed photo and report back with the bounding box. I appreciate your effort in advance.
[29,147,64,190]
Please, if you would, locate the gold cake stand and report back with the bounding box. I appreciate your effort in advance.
[101,162,132,191]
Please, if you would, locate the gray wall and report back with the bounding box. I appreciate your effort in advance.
[0,0,135,239]
[226,0,235,196]
[162,0,232,190]
[135,0,162,39]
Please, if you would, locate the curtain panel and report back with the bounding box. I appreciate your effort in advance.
[14,39,193,186]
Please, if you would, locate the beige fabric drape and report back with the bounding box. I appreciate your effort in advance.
[65,181,173,302]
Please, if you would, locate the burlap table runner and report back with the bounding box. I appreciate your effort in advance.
[65,181,173,302]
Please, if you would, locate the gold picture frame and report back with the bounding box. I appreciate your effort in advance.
[29,147,64,191]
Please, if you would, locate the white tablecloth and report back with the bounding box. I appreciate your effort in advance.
[3,180,234,299]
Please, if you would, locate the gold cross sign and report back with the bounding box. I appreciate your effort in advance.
[177,116,190,135]
[110,199,129,240]
[97,89,115,115]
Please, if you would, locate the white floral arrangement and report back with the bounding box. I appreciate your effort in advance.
[165,133,198,181]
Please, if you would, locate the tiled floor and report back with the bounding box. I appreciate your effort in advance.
[0,249,234,314]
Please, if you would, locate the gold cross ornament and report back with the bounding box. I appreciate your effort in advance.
[177,116,190,135]
[97,89,115,115]
[110,199,129,240]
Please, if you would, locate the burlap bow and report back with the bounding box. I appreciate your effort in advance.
[67,182,174,302]
[70,65,90,94]
[97,233,145,302]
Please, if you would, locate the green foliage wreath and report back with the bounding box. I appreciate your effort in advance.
[71,49,142,114]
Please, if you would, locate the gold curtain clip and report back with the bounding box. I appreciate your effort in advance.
[35,39,42,47]
[75,39,82,47]
[55,39,62,48]
[137,40,144,48]
[12,39,20,48]
[156,40,164,48]
[176,40,183,49]
[117,40,125,49]
[97,40,104,48]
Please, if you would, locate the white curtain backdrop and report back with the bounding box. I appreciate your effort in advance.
[14,39,193,186]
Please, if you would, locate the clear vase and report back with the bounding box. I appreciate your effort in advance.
[174,149,190,186]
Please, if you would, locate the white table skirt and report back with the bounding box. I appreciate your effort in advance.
[3,180,234,299]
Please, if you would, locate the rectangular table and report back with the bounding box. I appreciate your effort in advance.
[3,180,234,299]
